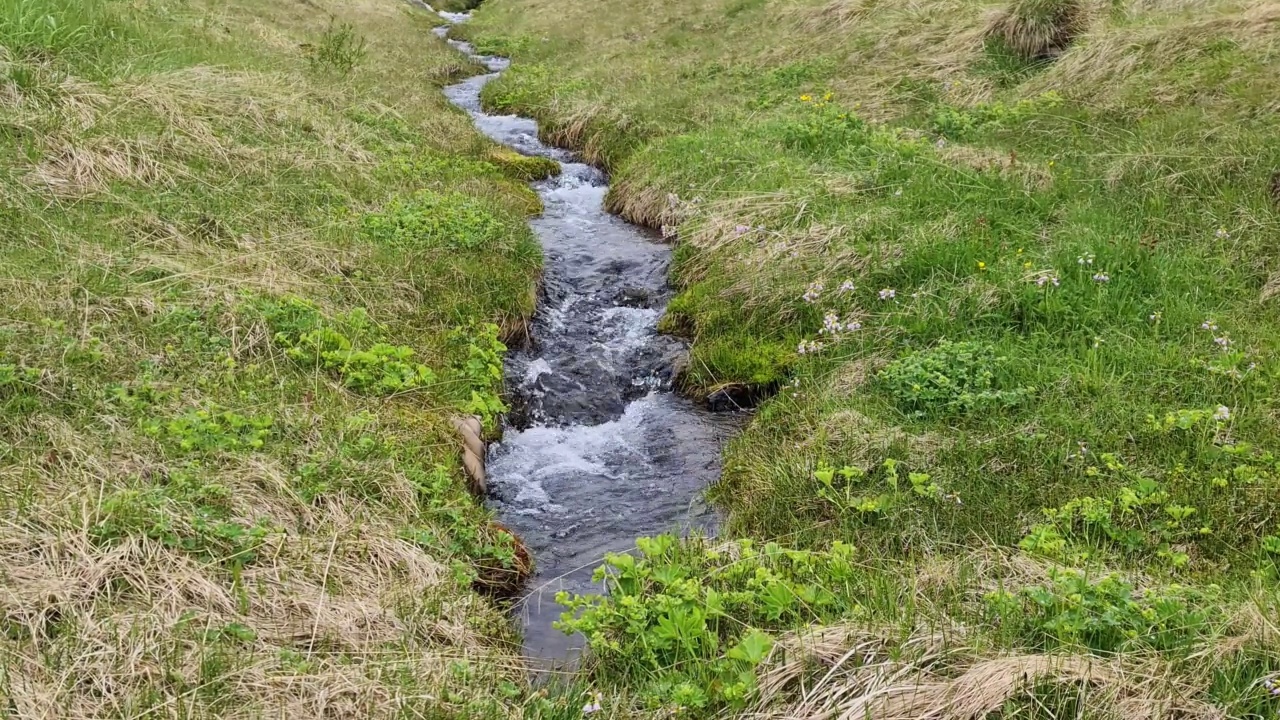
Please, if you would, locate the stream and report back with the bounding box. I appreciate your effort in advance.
[434,18,739,663]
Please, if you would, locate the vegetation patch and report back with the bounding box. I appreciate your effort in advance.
[462,0,1280,714]
[878,340,1033,417]
[0,0,543,715]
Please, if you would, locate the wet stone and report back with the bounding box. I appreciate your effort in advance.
[616,286,654,308]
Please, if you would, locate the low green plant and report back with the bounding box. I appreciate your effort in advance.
[255,296,438,394]
[0,364,41,392]
[556,535,862,712]
[930,92,1063,139]
[1022,442,1280,569]
[141,406,274,454]
[362,190,510,251]
[91,476,276,567]
[985,568,1219,653]
[878,340,1032,417]
[779,95,925,159]
[0,0,129,61]
[450,322,508,428]
[813,458,954,517]
[400,466,523,591]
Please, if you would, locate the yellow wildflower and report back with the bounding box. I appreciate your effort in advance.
[799,94,812,102]
[977,261,987,271]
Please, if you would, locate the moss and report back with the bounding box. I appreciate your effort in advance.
[484,146,561,181]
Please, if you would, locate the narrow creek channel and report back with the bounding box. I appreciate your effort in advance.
[433,17,741,663]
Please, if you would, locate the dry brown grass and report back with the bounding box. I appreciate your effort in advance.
[29,135,175,197]
[746,609,1249,720]
[0,406,519,718]
[1033,0,1280,107]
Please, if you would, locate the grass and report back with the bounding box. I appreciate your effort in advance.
[0,0,556,716]
[6,0,1280,716]
[455,0,1280,716]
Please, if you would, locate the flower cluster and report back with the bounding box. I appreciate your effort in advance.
[1262,676,1280,698]
[1076,252,1095,266]
[1092,272,1110,283]
[802,281,824,304]
[820,311,862,336]
[1034,274,1060,287]
[838,279,855,293]
[1213,405,1231,422]
[878,288,896,301]
[797,339,825,355]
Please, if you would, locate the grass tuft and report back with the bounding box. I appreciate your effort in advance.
[986,0,1091,61]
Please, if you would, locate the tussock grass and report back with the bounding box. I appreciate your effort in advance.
[986,0,1092,61]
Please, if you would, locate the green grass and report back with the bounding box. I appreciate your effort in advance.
[458,0,1280,716]
[0,0,554,716]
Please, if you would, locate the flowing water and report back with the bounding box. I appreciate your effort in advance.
[435,20,739,662]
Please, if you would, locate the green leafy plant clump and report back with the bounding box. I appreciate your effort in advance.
[878,340,1033,417]
[91,465,277,567]
[985,568,1220,654]
[141,405,275,454]
[451,321,509,429]
[557,534,862,713]
[362,190,512,251]
[255,295,437,395]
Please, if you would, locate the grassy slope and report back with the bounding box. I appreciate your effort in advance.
[0,0,553,716]
[459,0,1280,717]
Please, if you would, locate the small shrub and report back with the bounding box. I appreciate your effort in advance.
[362,191,509,251]
[986,0,1088,61]
[304,18,367,76]
[879,340,1032,417]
